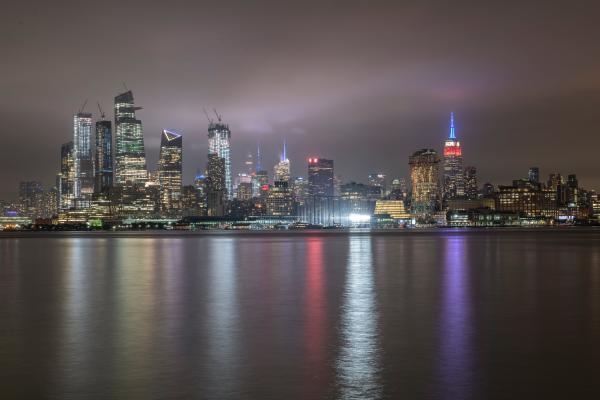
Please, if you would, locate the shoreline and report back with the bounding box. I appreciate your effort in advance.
[1,226,599,238]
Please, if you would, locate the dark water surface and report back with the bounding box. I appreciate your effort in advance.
[1,229,600,399]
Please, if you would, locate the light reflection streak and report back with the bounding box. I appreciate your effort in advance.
[206,237,239,397]
[59,238,93,394]
[438,236,473,399]
[303,237,327,395]
[336,235,381,399]
[113,238,157,398]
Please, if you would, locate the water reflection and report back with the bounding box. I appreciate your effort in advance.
[303,237,328,396]
[113,239,158,398]
[60,238,93,394]
[206,237,239,397]
[438,236,474,399]
[336,234,381,399]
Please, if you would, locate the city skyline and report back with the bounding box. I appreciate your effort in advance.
[0,97,597,200]
[3,2,600,199]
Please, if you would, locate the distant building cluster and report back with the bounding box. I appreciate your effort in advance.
[2,94,599,230]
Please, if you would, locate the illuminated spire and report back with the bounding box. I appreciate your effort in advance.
[256,141,262,171]
[449,112,456,139]
[281,138,287,162]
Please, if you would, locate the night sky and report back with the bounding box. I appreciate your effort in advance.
[2,1,600,199]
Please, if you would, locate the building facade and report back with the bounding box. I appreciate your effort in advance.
[308,158,334,197]
[442,113,464,202]
[464,166,478,200]
[409,149,440,216]
[158,130,183,214]
[208,120,232,199]
[114,90,148,187]
[73,112,94,203]
[58,141,75,210]
[266,181,293,216]
[206,153,226,216]
[94,119,113,195]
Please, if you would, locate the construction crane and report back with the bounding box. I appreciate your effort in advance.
[97,102,105,119]
[79,99,88,114]
[203,107,214,124]
[213,108,222,122]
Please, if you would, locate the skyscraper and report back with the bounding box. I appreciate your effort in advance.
[94,119,113,195]
[409,149,440,215]
[206,153,226,216]
[244,152,254,175]
[254,170,269,197]
[114,90,147,186]
[442,112,464,203]
[266,181,293,216]
[19,181,44,218]
[274,140,291,183]
[234,173,252,199]
[566,174,579,206]
[207,117,232,199]
[158,130,183,213]
[368,173,387,198]
[252,142,266,197]
[529,167,540,184]
[308,157,334,197]
[58,141,75,210]
[464,166,478,200]
[73,112,94,203]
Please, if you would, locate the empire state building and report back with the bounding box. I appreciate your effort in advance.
[442,112,464,203]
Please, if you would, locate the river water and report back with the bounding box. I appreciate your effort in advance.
[1,229,599,399]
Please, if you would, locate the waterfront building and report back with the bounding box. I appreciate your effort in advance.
[158,130,183,214]
[308,157,334,197]
[464,166,478,200]
[58,141,75,210]
[373,200,411,221]
[206,153,226,216]
[181,185,204,217]
[41,187,58,218]
[447,208,521,227]
[114,90,148,187]
[73,112,94,203]
[340,182,375,220]
[409,149,440,216]
[207,117,232,199]
[496,179,558,218]
[94,119,113,195]
[442,113,464,202]
[446,197,495,211]
[19,181,44,218]
[266,181,293,216]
